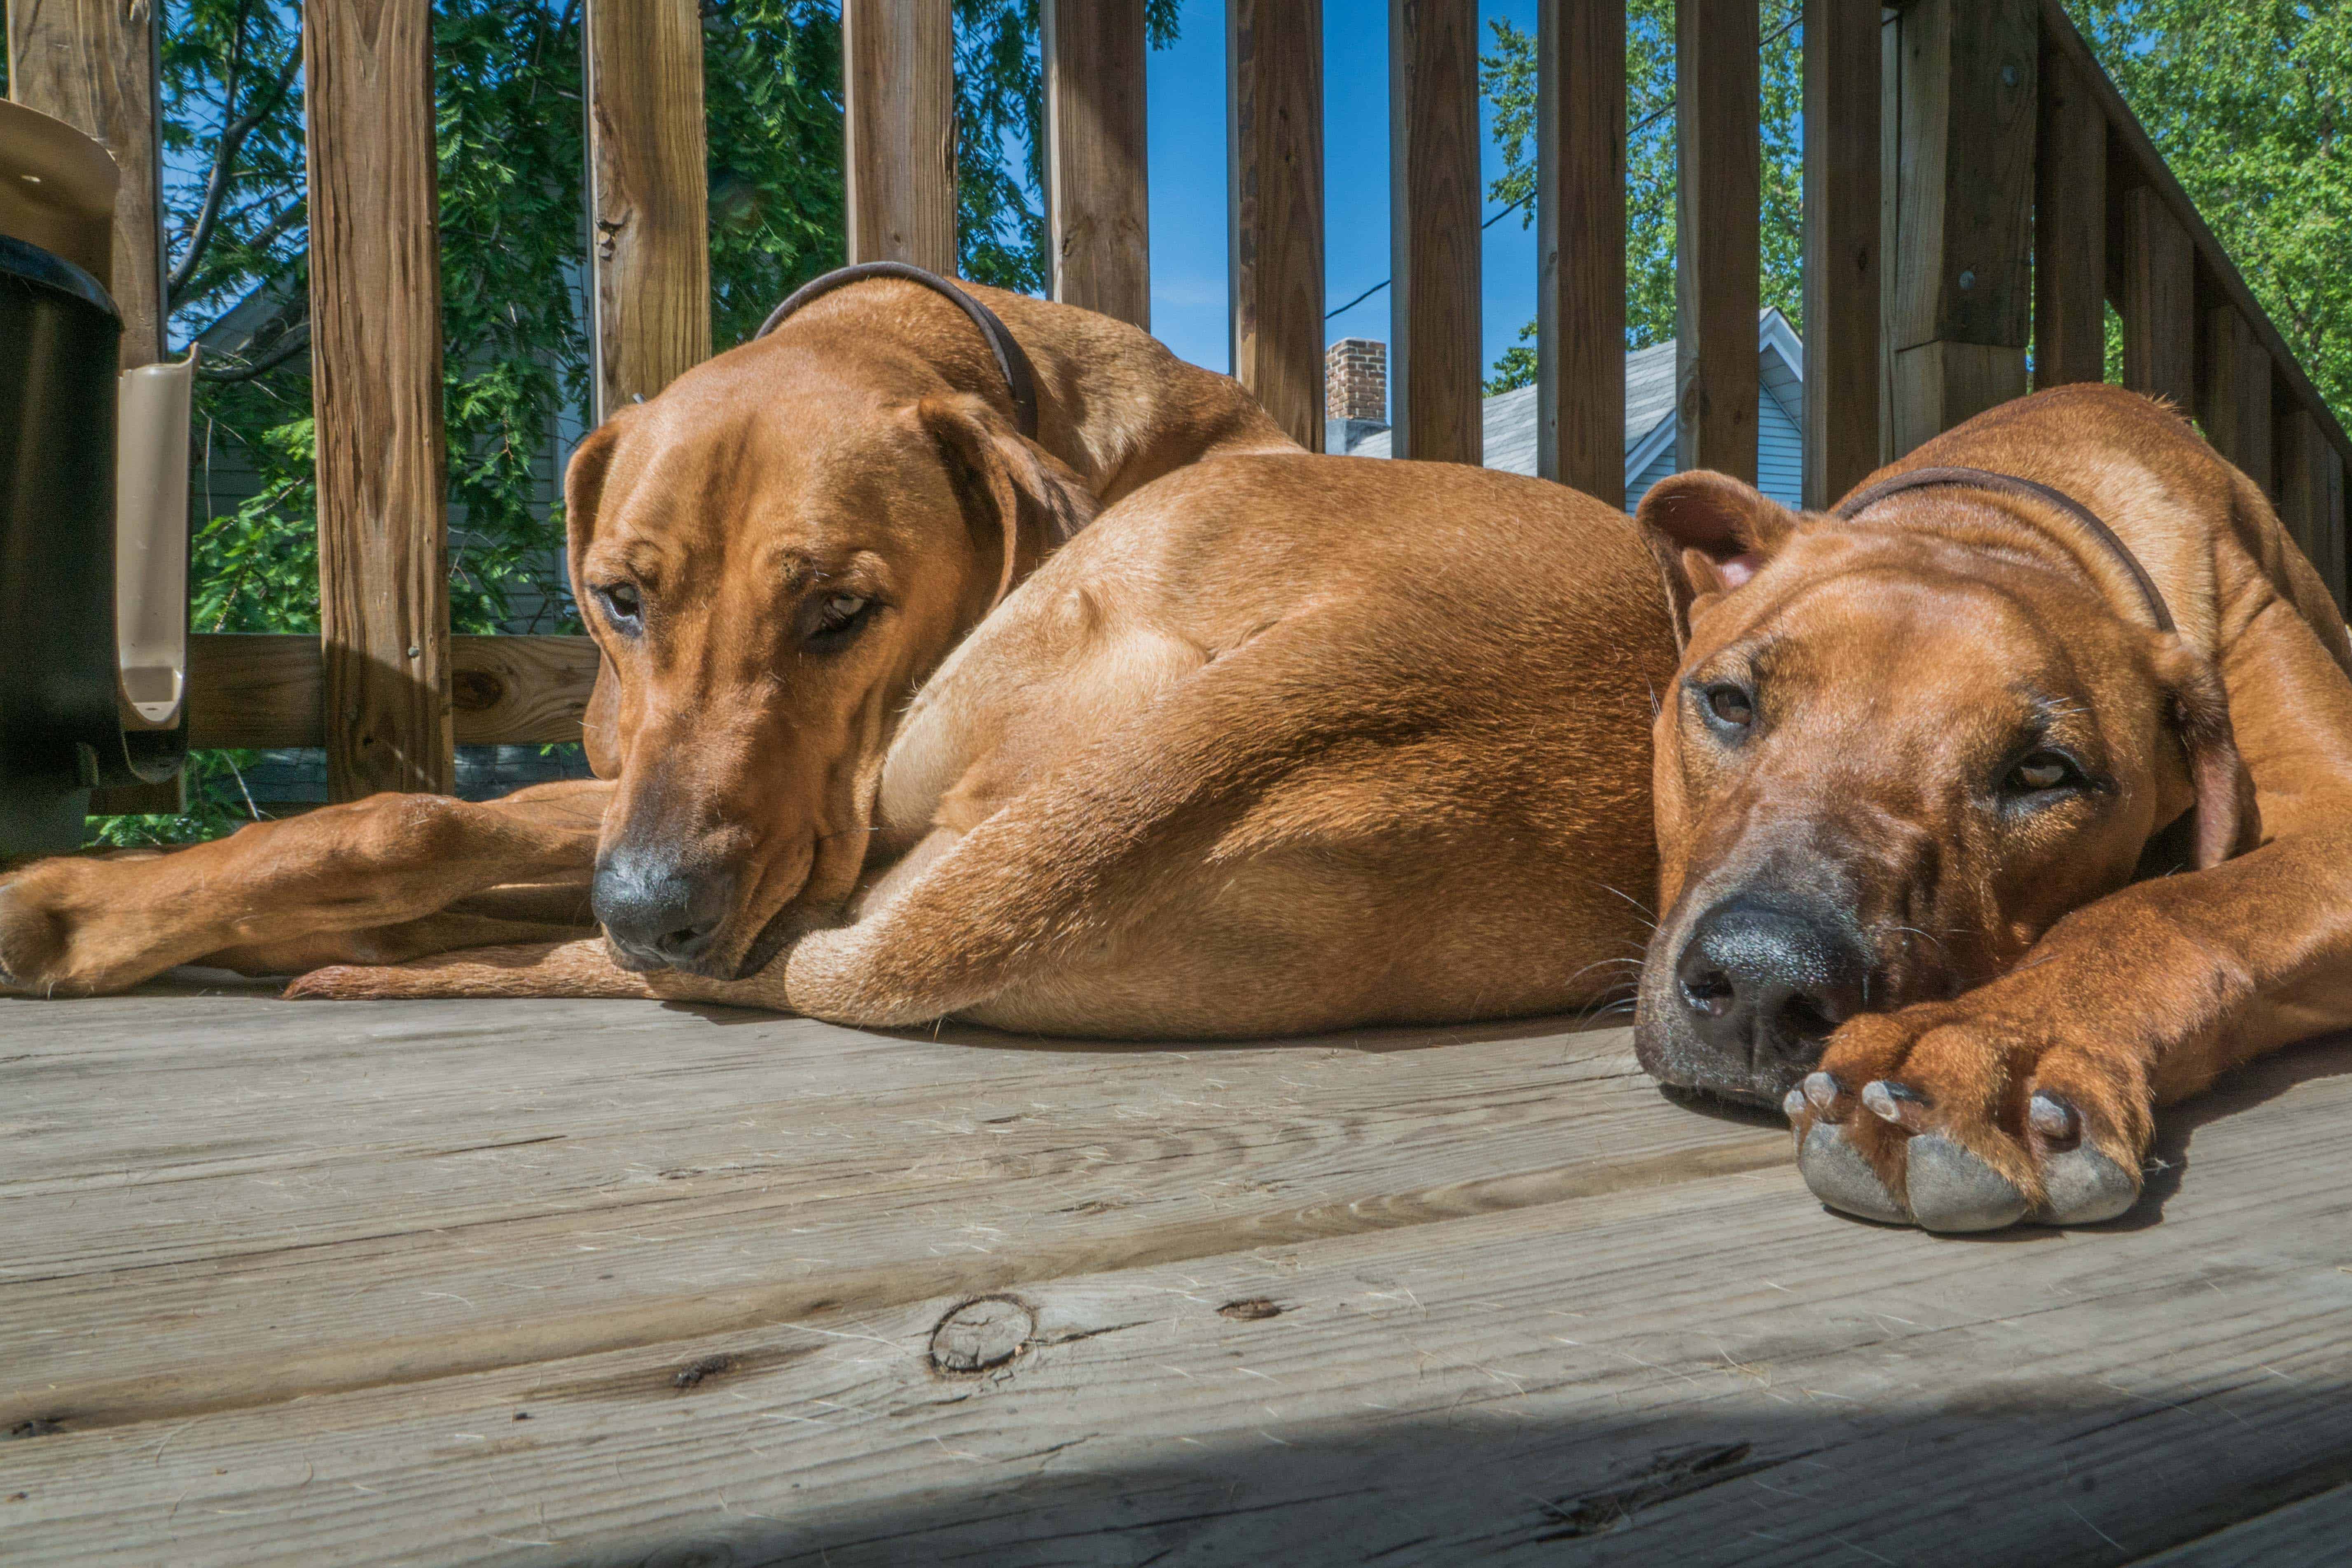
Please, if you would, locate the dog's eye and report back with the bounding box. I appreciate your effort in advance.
[596,583,642,631]
[1704,684,1754,727]
[805,592,874,647]
[2007,751,2080,793]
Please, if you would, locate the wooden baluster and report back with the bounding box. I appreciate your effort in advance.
[2279,411,2348,612]
[1885,0,2036,456]
[1535,0,1625,499]
[2120,186,2195,414]
[844,0,956,273]
[586,0,710,420]
[1043,0,1150,329]
[2032,34,2105,390]
[304,0,453,799]
[1675,0,1758,479]
[1389,0,1481,465]
[1802,0,1881,507]
[1228,0,1325,451]
[2200,308,2273,496]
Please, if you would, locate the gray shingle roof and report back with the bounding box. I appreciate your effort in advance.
[1345,337,1678,468]
[1340,311,1803,483]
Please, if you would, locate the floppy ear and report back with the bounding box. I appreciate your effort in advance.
[563,416,627,779]
[2156,641,2262,869]
[1634,471,1805,636]
[916,395,1098,614]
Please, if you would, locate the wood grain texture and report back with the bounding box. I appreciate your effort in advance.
[1884,0,2036,454]
[2202,307,2274,497]
[2121,184,2196,414]
[2039,0,2352,485]
[181,633,598,752]
[843,0,955,273]
[2,989,2350,1564]
[2032,38,2106,390]
[1802,0,1881,507]
[1042,0,1149,329]
[1891,339,2029,458]
[1228,0,1324,451]
[5,0,166,367]
[2279,409,2348,612]
[1674,0,1758,479]
[585,0,710,420]
[1535,0,1624,498]
[1388,0,1481,465]
[303,0,453,799]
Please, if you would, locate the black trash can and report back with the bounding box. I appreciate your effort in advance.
[0,232,185,859]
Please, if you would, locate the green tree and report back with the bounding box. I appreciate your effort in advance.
[1480,2,1803,394]
[2069,0,2350,429]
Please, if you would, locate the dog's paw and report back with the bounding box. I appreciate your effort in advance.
[1781,1005,2150,1233]
[0,868,79,996]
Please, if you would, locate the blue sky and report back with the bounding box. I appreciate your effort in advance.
[1143,0,1544,392]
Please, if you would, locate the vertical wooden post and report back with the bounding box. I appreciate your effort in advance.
[1802,0,1881,508]
[1536,0,1624,498]
[2279,411,2347,611]
[6,0,168,369]
[1884,0,2036,456]
[305,0,453,799]
[1229,0,1325,451]
[2120,186,2195,413]
[2200,308,2272,495]
[1043,0,1150,329]
[1389,0,1481,465]
[844,0,956,274]
[586,0,710,421]
[2032,33,2105,390]
[1675,0,1759,480]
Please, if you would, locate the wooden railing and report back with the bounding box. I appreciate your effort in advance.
[8,0,2345,808]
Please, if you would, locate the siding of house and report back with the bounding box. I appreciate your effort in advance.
[1625,389,1805,513]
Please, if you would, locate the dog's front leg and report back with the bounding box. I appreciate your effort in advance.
[0,782,608,996]
[1786,818,2352,1231]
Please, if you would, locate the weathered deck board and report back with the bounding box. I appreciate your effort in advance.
[2,992,2349,1565]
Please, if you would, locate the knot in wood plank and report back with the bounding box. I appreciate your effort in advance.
[929,1297,1033,1375]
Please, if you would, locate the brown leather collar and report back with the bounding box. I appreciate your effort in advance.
[755,261,1042,441]
[1833,465,2176,634]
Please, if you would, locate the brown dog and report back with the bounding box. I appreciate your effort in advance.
[1634,382,2352,1231]
[284,455,1681,1033]
[0,277,1291,994]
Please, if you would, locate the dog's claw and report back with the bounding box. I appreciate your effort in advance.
[2038,1145,2140,1225]
[2028,1090,2081,1148]
[1801,1070,1846,1116]
[1798,1121,1906,1223]
[1903,1135,2029,1232]
[1781,1087,1807,1123]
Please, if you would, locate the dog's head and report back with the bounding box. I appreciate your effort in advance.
[1631,470,2258,1105]
[566,324,1093,979]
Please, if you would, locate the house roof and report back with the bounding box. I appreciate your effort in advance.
[1344,308,1805,488]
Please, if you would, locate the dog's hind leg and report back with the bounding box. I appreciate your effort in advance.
[0,780,608,996]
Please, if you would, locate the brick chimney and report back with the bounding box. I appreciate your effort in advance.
[1326,338,1388,422]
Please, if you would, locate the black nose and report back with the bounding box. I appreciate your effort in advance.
[1674,897,1871,1071]
[592,851,736,969]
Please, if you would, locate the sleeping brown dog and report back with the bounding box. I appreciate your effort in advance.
[1635,382,2352,1231]
[285,382,2352,1237]
[0,272,1292,992]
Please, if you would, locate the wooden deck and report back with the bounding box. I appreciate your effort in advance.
[3,984,2350,1565]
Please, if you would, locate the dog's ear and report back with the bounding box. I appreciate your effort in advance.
[2154,639,2262,869]
[1634,471,1804,636]
[916,395,1098,614]
[563,416,629,779]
